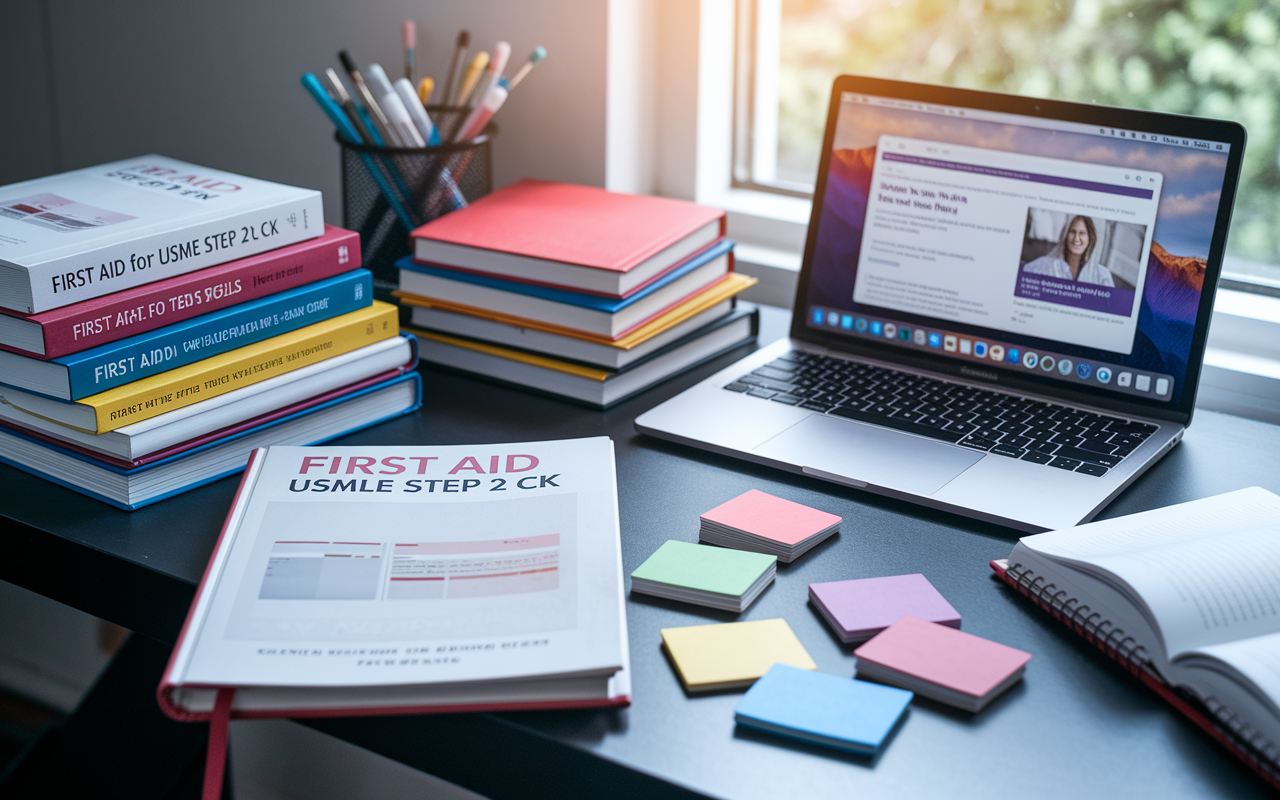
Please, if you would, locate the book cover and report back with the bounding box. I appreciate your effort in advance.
[410,179,726,296]
[1,301,399,433]
[158,437,630,717]
[2,269,372,400]
[0,156,324,313]
[0,225,360,358]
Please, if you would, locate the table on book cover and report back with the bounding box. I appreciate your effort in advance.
[2,305,1278,799]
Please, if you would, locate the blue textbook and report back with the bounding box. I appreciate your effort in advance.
[0,269,372,400]
[734,664,913,756]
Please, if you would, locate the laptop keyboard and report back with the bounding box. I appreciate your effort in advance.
[724,351,1158,477]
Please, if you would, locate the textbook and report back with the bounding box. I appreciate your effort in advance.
[396,239,733,338]
[0,269,372,400]
[994,486,1280,788]
[0,301,398,433]
[0,335,415,461]
[0,225,359,358]
[0,156,324,314]
[400,272,757,369]
[410,305,757,409]
[159,437,630,719]
[410,179,725,297]
[0,372,422,510]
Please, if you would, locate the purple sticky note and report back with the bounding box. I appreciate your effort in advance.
[809,574,961,644]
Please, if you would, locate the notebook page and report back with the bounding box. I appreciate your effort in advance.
[1187,632,1280,753]
[1019,487,1280,657]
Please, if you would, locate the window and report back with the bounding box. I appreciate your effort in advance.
[734,0,1280,289]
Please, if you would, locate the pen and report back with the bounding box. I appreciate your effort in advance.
[417,76,435,105]
[339,50,396,146]
[455,84,508,142]
[324,68,377,145]
[506,46,546,92]
[443,30,470,104]
[457,51,489,107]
[395,77,441,145]
[367,64,417,147]
[478,41,511,103]
[402,20,416,82]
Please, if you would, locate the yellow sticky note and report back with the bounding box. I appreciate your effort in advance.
[661,618,816,693]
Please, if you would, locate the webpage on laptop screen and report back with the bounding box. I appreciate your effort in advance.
[805,93,1232,406]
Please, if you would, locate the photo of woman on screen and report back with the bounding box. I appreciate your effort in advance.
[1022,215,1116,286]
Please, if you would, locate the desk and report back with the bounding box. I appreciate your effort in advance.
[2,305,1277,799]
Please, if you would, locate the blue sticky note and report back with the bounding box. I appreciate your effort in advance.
[734,664,912,755]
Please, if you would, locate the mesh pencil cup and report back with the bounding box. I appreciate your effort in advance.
[339,107,495,296]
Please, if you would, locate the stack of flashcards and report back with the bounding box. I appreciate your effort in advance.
[0,157,420,510]
[631,540,776,612]
[853,616,1032,712]
[699,489,841,562]
[661,619,816,693]
[809,574,961,644]
[397,180,760,408]
[734,664,912,756]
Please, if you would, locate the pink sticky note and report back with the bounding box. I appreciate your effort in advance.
[809,574,960,643]
[854,616,1031,698]
[700,490,841,546]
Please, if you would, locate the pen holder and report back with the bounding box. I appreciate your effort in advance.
[339,107,495,297]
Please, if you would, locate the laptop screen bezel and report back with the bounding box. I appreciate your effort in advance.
[788,75,1247,427]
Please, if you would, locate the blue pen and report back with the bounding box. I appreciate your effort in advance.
[300,72,416,230]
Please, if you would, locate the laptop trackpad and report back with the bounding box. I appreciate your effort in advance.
[752,414,983,496]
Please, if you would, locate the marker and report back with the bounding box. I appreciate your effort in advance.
[417,76,435,105]
[506,46,546,92]
[338,51,395,146]
[443,30,470,104]
[401,20,416,82]
[457,51,489,107]
[455,84,507,142]
[395,77,440,145]
[467,41,510,108]
[366,64,412,146]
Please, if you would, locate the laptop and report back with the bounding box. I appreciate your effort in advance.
[636,76,1246,532]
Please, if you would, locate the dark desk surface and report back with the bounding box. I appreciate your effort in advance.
[3,305,1278,799]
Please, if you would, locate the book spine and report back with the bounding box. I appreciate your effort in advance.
[61,270,372,399]
[24,193,325,313]
[82,301,399,432]
[32,227,360,358]
[995,561,1280,788]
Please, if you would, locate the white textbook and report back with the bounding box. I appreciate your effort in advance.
[159,437,630,720]
[0,155,323,313]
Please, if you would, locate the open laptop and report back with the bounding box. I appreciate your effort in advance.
[636,76,1246,532]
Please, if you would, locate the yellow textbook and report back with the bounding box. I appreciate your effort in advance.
[3,302,399,433]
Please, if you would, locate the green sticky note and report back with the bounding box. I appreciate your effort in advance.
[632,540,776,597]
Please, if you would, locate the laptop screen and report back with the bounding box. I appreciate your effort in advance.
[796,81,1243,418]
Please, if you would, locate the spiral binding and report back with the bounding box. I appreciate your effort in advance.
[1005,560,1280,779]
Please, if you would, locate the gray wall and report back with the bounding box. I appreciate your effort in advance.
[0,0,609,224]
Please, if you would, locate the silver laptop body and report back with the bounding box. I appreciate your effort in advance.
[637,77,1245,532]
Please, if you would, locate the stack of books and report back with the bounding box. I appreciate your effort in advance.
[0,156,421,510]
[394,179,759,408]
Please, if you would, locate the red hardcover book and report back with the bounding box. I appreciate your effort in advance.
[411,179,725,298]
[0,225,360,359]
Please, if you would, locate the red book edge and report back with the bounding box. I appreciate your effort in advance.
[413,235,730,299]
[0,225,360,359]
[990,559,1280,790]
[409,180,726,273]
[0,360,414,470]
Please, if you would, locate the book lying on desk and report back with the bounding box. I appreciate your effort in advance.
[993,486,1280,789]
[396,238,733,338]
[159,437,630,718]
[0,269,372,400]
[410,178,725,297]
[398,272,757,369]
[410,304,757,409]
[0,335,415,461]
[0,301,399,432]
[0,155,323,314]
[0,225,359,358]
[0,371,422,510]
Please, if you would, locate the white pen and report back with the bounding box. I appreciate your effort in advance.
[366,64,415,147]
[394,78,440,145]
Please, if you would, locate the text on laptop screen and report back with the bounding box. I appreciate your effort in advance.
[803,92,1234,406]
